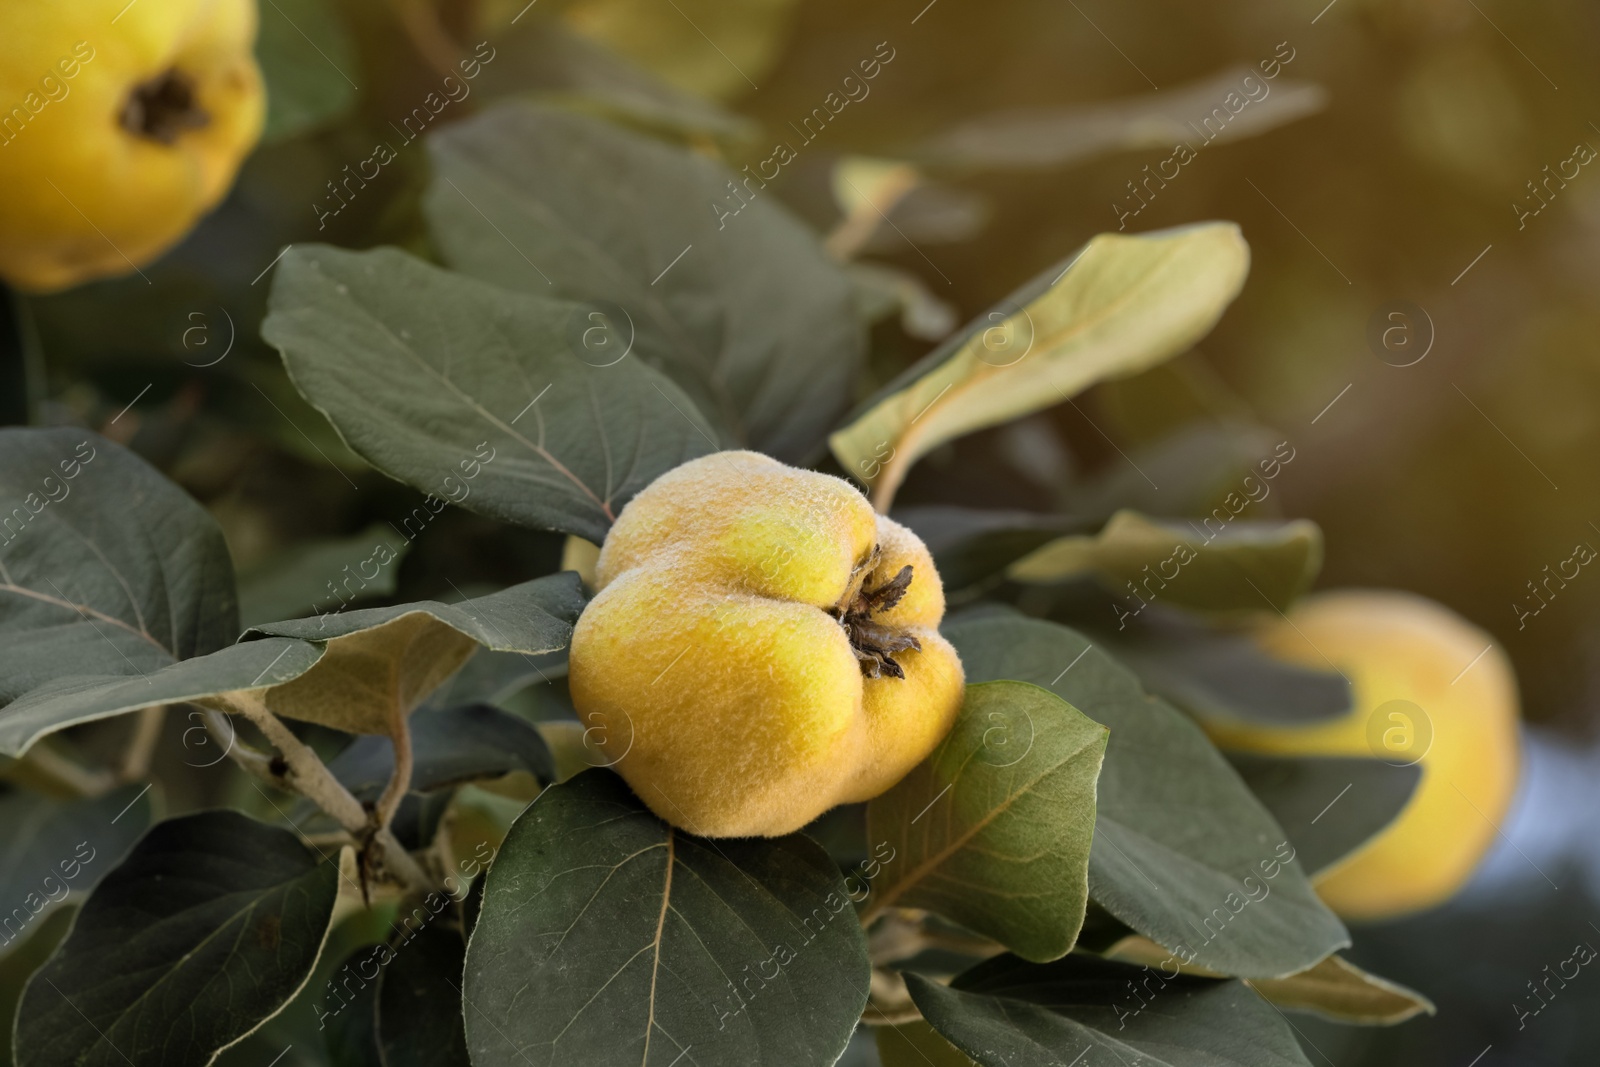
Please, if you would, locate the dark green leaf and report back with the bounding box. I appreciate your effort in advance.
[263,244,717,543]
[865,681,1106,962]
[327,703,554,799]
[1105,615,1351,727]
[894,507,1085,591]
[946,612,1348,978]
[0,785,153,962]
[907,954,1312,1067]
[476,20,756,142]
[237,524,411,630]
[14,810,340,1067]
[320,947,383,1067]
[245,573,584,734]
[376,920,470,1067]
[1008,510,1322,614]
[0,638,322,758]
[1225,753,1421,880]
[256,0,359,142]
[876,1019,977,1066]
[0,429,237,701]
[425,104,864,462]
[463,770,869,1066]
[907,66,1325,170]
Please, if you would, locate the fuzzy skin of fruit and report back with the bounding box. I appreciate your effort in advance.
[1205,590,1520,922]
[568,451,966,837]
[0,0,264,292]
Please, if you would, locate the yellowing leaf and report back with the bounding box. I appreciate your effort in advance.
[1007,509,1323,613]
[829,223,1249,509]
[563,0,799,101]
[1108,936,1433,1025]
[263,614,480,736]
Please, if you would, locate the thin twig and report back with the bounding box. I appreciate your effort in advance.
[8,743,115,798]
[118,705,166,782]
[390,0,463,77]
[200,692,432,892]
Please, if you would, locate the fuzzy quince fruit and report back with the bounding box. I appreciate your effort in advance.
[568,452,966,837]
[1206,590,1520,921]
[0,0,265,292]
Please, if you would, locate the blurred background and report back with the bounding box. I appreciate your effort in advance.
[6,0,1600,1062]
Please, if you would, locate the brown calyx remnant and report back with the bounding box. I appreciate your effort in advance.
[121,69,209,144]
[833,546,922,679]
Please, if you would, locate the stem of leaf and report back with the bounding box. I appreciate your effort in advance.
[7,743,115,798]
[373,714,414,835]
[118,705,166,783]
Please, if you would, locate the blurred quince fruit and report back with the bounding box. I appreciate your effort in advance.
[0,0,265,292]
[1207,590,1520,921]
[569,452,965,837]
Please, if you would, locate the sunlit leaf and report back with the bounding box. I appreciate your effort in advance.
[829,223,1250,508]
[864,681,1106,962]
[1007,509,1323,614]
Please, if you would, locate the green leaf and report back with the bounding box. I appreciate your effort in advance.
[262,244,717,543]
[0,785,152,963]
[1008,510,1323,614]
[561,0,800,102]
[246,573,585,735]
[876,1020,977,1067]
[14,810,340,1067]
[829,223,1250,507]
[424,104,864,462]
[463,770,869,1066]
[1105,935,1432,1024]
[907,954,1313,1067]
[864,681,1107,962]
[476,19,757,142]
[908,65,1326,171]
[0,429,237,702]
[895,507,1085,592]
[327,703,555,798]
[946,612,1348,979]
[237,524,411,630]
[0,638,322,758]
[377,920,471,1067]
[1248,954,1434,1025]
[1105,617,1351,728]
[1,906,76,1062]
[256,0,359,142]
[1225,753,1421,879]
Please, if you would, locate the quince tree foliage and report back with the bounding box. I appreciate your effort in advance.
[0,14,1502,1063]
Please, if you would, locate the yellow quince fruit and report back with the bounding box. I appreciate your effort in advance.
[1205,590,1520,922]
[0,0,265,292]
[568,451,966,837]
